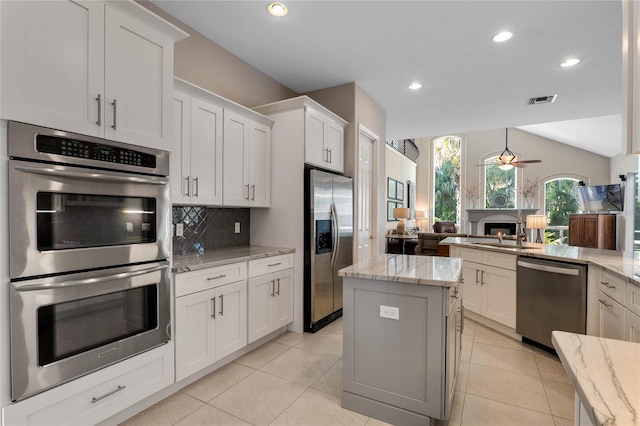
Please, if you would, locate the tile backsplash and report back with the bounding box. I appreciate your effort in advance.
[172,206,250,255]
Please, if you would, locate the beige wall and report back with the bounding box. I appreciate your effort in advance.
[415,128,611,233]
[385,147,417,232]
[138,1,296,107]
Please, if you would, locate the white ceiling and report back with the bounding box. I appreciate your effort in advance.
[151,0,623,158]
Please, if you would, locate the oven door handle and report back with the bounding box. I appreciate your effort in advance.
[13,165,168,185]
[14,264,169,291]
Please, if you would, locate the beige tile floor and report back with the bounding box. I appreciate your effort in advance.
[120,318,575,426]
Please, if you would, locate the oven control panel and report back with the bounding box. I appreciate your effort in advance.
[36,135,156,168]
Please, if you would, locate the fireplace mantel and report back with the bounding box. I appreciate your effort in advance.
[466,208,538,234]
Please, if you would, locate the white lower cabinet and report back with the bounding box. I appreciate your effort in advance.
[2,343,174,426]
[248,266,294,344]
[453,247,516,328]
[175,268,247,381]
[624,309,640,343]
[595,291,625,340]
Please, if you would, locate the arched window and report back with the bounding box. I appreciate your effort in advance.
[484,156,516,208]
[543,175,584,244]
[433,136,461,224]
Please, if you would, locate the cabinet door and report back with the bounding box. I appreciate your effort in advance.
[223,110,250,206]
[215,281,248,360]
[190,98,223,206]
[104,6,173,150]
[597,291,625,340]
[568,216,582,246]
[175,288,216,381]
[1,1,104,136]
[171,91,192,204]
[482,265,516,328]
[272,269,294,329]
[582,216,599,248]
[248,121,271,207]
[304,109,327,168]
[625,309,640,343]
[460,263,482,315]
[248,274,275,343]
[325,121,344,173]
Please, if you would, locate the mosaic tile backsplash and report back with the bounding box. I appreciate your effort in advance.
[172,206,250,255]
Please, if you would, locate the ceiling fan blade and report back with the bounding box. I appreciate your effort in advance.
[516,159,542,164]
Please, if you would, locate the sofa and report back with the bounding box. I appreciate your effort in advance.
[415,232,470,256]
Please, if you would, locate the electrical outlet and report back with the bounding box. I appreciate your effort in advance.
[176,223,184,237]
[379,305,399,320]
[235,222,241,234]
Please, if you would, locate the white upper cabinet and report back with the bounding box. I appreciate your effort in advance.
[1,0,187,150]
[623,0,640,154]
[305,107,345,173]
[172,86,223,206]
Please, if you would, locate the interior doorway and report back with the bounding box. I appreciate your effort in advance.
[356,125,377,263]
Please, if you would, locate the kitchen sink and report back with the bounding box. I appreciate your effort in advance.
[471,242,542,250]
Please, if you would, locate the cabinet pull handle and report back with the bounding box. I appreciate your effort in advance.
[219,294,224,316]
[601,281,615,289]
[96,94,102,126]
[480,270,485,285]
[184,176,190,197]
[207,274,226,281]
[329,149,332,163]
[598,299,613,308]
[193,177,199,197]
[111,99,117,130]
[325,147,329,162]
[268,262,282,267]
[276,278,280,295]
[211,297,216,318]
[461,305,465,334]
[270,280,275,297]
[251,184,255,200]
[91,385,126,403]
[245,184,250,200]
[475,269,479,284]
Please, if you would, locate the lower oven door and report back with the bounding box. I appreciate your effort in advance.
[10,261,171,401]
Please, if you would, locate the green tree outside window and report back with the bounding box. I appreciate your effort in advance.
[433,136,461,223]
[544,178,579,244]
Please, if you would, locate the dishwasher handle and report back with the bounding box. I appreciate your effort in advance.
[517,260,579,276]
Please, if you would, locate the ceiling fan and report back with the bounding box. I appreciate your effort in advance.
[478,128,542,170]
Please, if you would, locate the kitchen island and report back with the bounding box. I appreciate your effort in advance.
[552,331,639,426]
[339,254,463,426]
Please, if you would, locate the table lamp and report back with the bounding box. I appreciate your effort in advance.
[393,207,411,235]
[526,215,548,243]
[415,210,427,230]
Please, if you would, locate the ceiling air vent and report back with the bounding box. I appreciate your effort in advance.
[527,94,558,105]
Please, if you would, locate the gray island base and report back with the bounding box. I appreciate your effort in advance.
[339,254,463,426]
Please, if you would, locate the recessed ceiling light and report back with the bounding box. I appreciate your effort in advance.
[560,58,581,68]
[268,2,288,17]
[492,31,513,43]
[408,82,422,90]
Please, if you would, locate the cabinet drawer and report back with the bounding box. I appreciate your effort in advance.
[2,343,173,426]
[483,251,516,271]
[175,262,247,297]
[626,282,640,317]
[595,269,626,304]
[249,253,294,277]
[457,247,483,264]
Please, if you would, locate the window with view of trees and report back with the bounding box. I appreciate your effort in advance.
[433,136,461,224]
[484,157,516,208]
[544,178,580,244]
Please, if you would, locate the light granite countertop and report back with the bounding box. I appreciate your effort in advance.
[443,237,640,287]
[173,246,295,273]
[338,254,462,287]
[552,331,640,426]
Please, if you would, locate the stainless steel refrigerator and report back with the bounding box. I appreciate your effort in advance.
[304,168,353,332]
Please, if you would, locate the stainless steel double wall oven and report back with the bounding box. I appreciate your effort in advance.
[8,122,172,401]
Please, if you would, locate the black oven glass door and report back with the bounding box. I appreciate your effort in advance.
[37,192,157,251]
[37,284,158,366]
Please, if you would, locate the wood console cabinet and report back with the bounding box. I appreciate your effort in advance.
[568,214,616,250]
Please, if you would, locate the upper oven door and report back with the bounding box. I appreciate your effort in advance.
[9,159,170,279]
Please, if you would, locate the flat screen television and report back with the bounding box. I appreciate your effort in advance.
[577,184,623,212]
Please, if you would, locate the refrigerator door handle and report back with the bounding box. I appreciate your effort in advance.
[330,202,339,267]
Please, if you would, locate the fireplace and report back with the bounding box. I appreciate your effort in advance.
[484,222,517,235]
[466,209,538,234]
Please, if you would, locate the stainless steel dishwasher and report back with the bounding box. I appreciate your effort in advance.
[516,257,586,349]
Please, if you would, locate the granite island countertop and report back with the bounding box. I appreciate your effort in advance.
[552,331,640,426]
[173,245,295,273]
[338,254,462,287]
[443,237,640,287]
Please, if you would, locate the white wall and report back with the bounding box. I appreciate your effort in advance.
[385,146,417,231]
